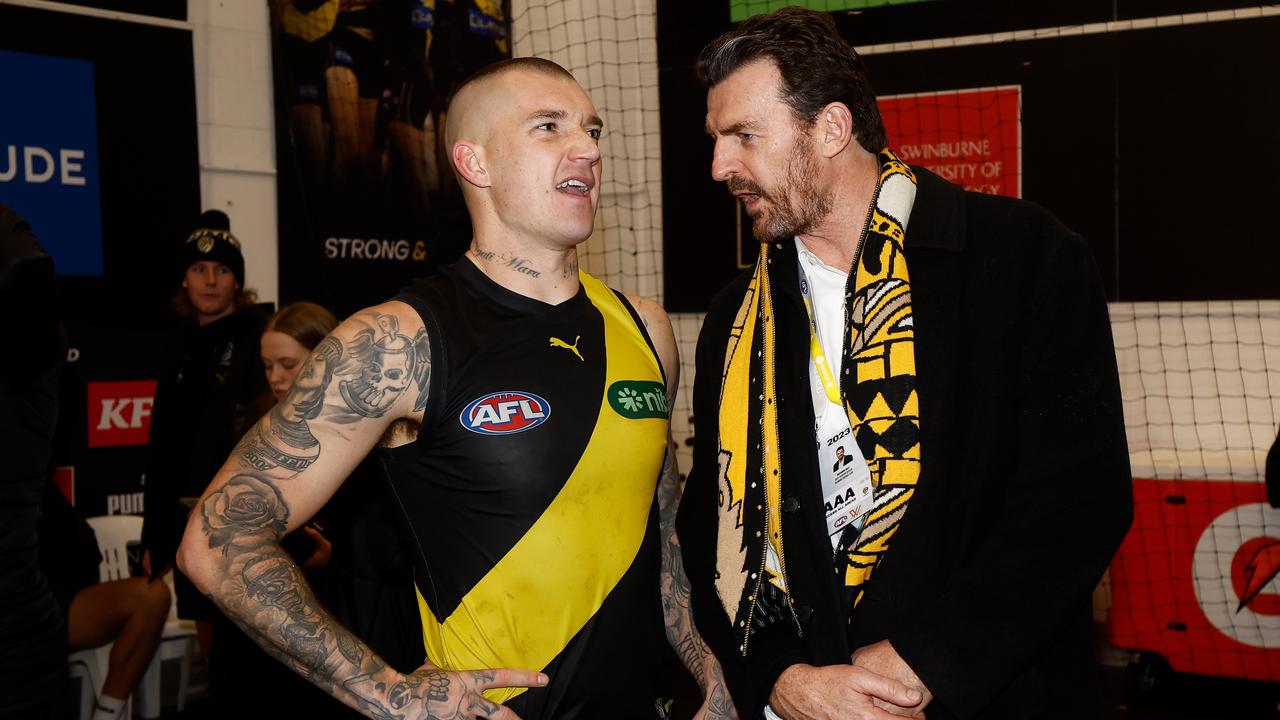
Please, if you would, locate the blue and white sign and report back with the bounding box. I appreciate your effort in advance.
[0,50,103,276]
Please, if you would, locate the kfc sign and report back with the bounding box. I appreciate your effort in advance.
[88,380,157,448]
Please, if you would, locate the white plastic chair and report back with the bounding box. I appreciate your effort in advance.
[154,569,205,712]
[67,645,109,720]
[71,515,201,719]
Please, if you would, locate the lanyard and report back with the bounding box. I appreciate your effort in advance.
[797,257,844,407]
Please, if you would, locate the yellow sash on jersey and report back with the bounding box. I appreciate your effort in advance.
[417,271,668,702]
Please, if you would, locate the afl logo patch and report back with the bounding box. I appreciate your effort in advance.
[460,391,550,435]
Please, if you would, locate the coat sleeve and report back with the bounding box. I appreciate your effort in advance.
[1266,428,1279,509]
[142,370,183,573]
[0,204,60,378]
[889,227,1134,717]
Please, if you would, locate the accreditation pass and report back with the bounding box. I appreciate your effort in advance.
[816,408,873,548]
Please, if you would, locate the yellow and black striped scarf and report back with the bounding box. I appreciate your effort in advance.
[715,149,922,654]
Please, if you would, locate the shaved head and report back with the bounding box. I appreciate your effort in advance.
[445,57,577,150]
[441,55,602,251]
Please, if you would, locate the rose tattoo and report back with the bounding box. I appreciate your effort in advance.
[202,474,290,551]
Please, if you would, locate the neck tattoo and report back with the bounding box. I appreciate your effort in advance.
[471,249,543,279]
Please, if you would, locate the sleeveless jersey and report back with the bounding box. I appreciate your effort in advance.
[382,260,673,719]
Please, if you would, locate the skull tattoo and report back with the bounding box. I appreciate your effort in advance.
[340,315,416,418]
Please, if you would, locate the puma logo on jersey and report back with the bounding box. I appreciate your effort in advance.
[549,335,583,362]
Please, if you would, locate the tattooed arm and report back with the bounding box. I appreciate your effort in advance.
[629,295,738,720]
[177,302,546,720]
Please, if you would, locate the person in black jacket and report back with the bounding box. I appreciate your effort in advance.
[142,210,272,654]
[677,8,1133,719]
[0,203,65,719]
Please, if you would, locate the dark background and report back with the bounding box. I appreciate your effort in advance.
[659,0,1280,311]
[0,4,201,325]
[0,4,200,516]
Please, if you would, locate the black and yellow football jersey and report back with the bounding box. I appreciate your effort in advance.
[382,259,673,718]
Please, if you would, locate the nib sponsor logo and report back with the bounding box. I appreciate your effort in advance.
[460,391,551,436]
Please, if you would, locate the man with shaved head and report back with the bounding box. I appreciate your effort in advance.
[178,58,734,719]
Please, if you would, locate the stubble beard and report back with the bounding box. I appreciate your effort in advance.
[752,138,833,243]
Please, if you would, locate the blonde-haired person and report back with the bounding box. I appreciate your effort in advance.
[261,301,340,405]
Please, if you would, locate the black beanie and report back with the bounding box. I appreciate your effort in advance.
[179,209,245,287]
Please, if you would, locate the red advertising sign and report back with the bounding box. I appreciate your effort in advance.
[87,379,157,448]
[1108,478,1280,681]
[877,86,1021,198]
[53,466,75,505]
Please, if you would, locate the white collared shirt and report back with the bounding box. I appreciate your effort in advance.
[795,237,850,426]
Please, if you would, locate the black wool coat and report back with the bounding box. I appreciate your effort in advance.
[677,167,1134,719]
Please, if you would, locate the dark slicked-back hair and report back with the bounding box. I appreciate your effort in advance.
[452,56,575,98]
[697,6,887,153]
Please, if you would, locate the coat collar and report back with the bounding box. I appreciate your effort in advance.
[905,165,966,253]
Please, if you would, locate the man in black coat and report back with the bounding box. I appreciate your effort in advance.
[0,203,65,718]
[676,8,1134,719]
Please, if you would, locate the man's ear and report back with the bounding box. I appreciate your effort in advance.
[452,140,490,189]
[817,102,854,159]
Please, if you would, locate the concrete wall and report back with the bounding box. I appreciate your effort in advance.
[189,0,279,306]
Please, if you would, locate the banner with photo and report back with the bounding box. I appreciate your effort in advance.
[270,0,511,317]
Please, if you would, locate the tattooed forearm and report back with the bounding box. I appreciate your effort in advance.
[198,471,425,718]
[705,682,736,717]
[337,632,366,666]
[657,437,738,718]
[658,447,706,681]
